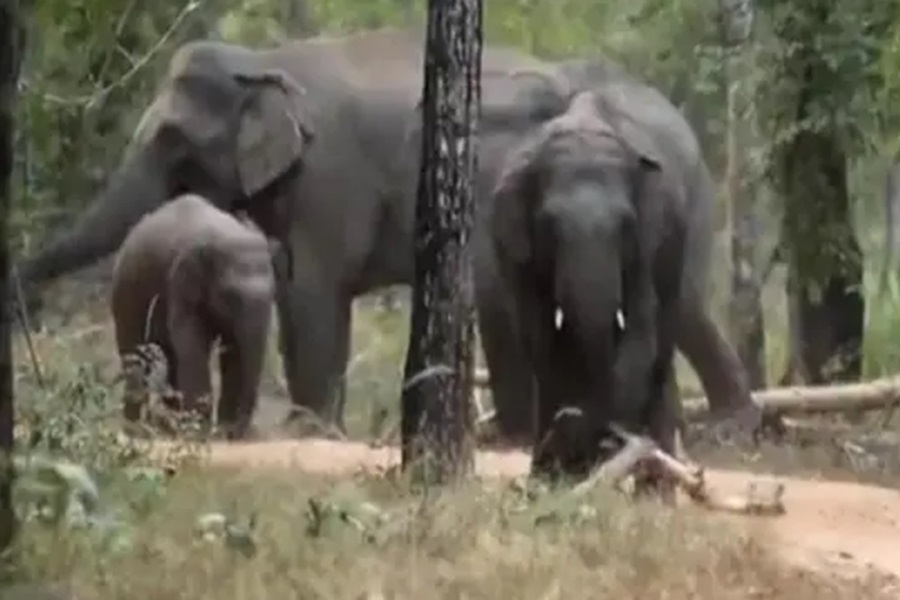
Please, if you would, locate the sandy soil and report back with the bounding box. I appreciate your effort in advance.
[157,435,900,587]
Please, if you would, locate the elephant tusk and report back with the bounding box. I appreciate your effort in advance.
[615,308,626,331]
[554,307,565,331]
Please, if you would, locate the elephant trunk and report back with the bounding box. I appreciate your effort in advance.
[554,242,621,395]
[18,149,168,287]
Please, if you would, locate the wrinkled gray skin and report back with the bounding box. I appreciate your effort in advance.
[483,90,686,483]
[112,194,275,439]
[465,61,762,449]
[16,29,759,441]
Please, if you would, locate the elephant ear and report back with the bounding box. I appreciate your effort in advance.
[491,136,544,266]
[233,69,316,198]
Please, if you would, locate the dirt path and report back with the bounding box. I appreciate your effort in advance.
[167,437,900,584]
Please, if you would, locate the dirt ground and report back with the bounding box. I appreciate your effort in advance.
[162,414,900,590]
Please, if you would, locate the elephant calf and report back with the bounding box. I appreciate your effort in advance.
[112,193,276,439]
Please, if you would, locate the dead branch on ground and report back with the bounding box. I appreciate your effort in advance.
[572,425,785,517]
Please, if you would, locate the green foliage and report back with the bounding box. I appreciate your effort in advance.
[754,1,899,163]
[15,0,215,252]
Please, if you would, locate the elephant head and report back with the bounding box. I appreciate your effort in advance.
[18,41,316,289]
[491,90,666,459]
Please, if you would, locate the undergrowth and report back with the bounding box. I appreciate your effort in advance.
[2,284,899,598]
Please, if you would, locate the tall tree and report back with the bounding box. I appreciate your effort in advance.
[400,0,482,485]
[0,0,23,553]
[720,0,766,389]
[762,2,870,385]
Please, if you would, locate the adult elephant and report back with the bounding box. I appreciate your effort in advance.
[15,29,547,432]
[463,60,763,448]
[482,88,686,479]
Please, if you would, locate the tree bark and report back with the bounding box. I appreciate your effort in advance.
[400,0,482,484]
[721,0,766,390]
[775,4,864,386]
[878,161,900,296]
[0,0,23,553]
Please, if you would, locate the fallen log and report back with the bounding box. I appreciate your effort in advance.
[683,376,900,420]
[474,368,900,420]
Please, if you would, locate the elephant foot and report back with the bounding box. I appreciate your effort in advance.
[693,401,771,449]
[214,421,263,442]
[490,429,534,450]
[280,405,345,440]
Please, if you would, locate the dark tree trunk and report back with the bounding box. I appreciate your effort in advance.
[400,0,482,484]
[721,0,766,390]
[781,127,863,386]
[0,0,23,553]
[771,2,864,386]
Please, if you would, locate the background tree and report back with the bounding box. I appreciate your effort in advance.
[756,1,895,385]
[720,0,766,388]
[400,0,482,484]
[0,0,24,553]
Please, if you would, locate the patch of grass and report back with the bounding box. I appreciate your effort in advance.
[7,258,900,597]
[5,465,892,599]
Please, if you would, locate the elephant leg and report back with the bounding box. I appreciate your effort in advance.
[530,367,561,479]
[114,294,173,422]
[330,301,351,433]
[676,299,763,440]
[475,291,535,448]
[276,273,351,436]
[219,320,268,439]
[168,314,214,428]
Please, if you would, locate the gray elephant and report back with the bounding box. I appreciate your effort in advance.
[405,60,762,448]
[16,29,759,441]
[15,29,546,432]
[482,89,686,480]
[113,193,276,439]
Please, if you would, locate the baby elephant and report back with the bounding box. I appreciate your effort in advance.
[112,193,276,439]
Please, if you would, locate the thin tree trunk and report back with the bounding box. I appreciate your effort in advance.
[721,0,766,390]
[400,0,482,485]
[0,0,23,553]
[878,161,900,296]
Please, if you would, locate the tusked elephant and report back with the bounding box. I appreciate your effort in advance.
[16,29,760,441]
[483,89,686,480]
[404,59,764,448]
[113,193,276,440]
